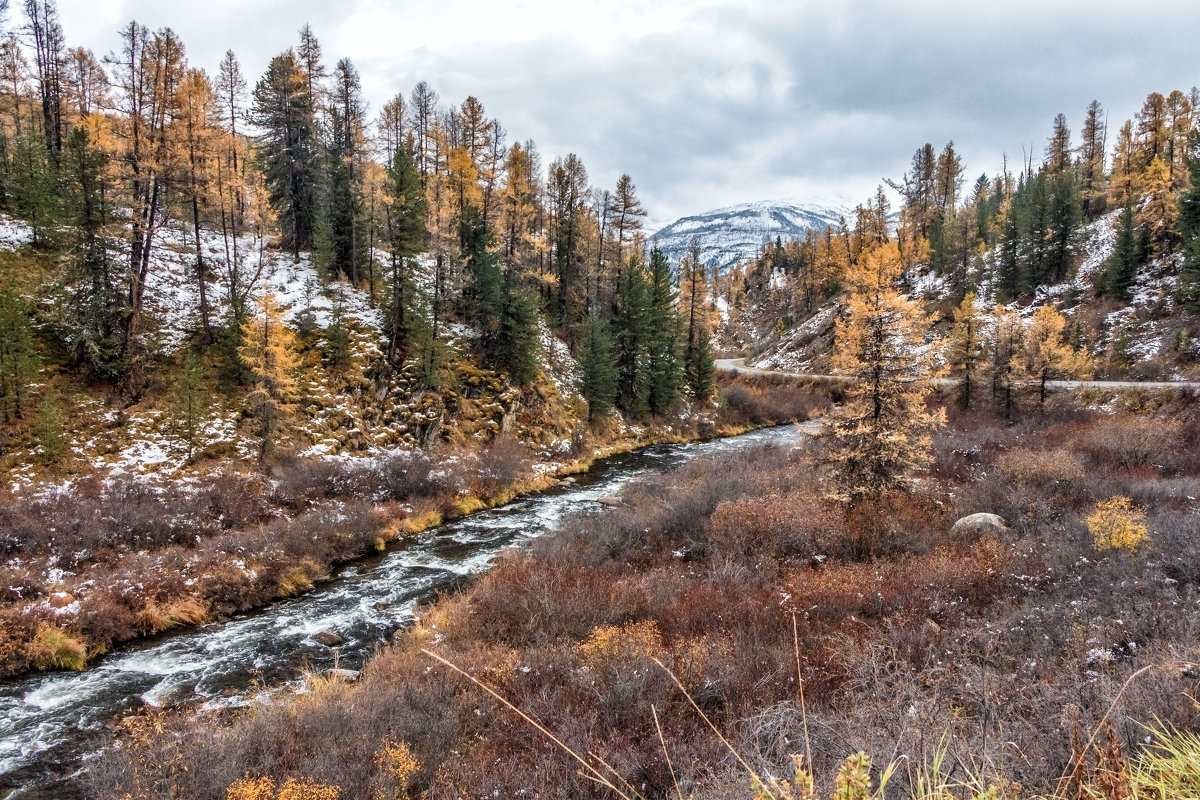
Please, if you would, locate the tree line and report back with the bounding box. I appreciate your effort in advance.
[0,4,718,445]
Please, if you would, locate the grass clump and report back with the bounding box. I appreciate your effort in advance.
[26,623,87,671]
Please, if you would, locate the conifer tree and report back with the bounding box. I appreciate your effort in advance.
[645,246,682,415]
[579,312,617,421]
[688,329,715,402]
[1178,131,1200,311]
[1078,100,1107,220]
[820,242,944,503]
[615,255,650,416]
[383,138,426,363]
[251,50,319,258]
[327,57,367,283]
[0,286,38,421]
[496,276,539,385]
[1016,305,1090,408]
[238,292,299,462]
[34,385,66,466]
[1105,203,1144,300]
[943,291,985,409]
[171,348,208,458]
[988,304,1022,418]
[61,120,126,381]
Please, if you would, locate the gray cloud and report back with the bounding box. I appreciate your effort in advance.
[55,0,1200,226]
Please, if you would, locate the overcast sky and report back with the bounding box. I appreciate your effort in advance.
[52,0,1200,229]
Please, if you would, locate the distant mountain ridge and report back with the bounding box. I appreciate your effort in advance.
[650,200,845,274]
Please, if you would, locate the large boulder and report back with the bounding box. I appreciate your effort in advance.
[949,512,1011,539]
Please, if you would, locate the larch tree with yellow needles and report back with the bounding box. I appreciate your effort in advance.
[820,241,945,504]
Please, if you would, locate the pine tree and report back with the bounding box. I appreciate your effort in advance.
[820,242,944,503]
[943,291,985,409]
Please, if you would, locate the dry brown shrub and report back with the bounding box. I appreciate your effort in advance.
[1077,414,1184,472]
[995,447,1086,487]
[842,491,953,558]
[707,490,843,560]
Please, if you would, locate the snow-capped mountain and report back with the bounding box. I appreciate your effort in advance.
[650,200,845,274]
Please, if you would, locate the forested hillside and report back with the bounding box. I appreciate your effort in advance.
[718,93,1200,385]
[0,4,730,494]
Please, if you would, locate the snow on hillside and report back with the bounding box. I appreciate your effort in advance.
[744,209,1199,380]
[651,200,844,274]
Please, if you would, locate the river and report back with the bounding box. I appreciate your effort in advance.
[0,424,808,798]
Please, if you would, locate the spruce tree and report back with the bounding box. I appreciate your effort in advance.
[688,329,715,402]
[1178,131,1200,311]
[615,256,650,416]
[0,287,38,421]
[384,140,426,363]
[172,349,209,459]
[1105,203,1143,300]
[579,313,617,421]
[61,122,126,381]
[645,247,682,416]
[251,51,320,258]
[496,277,539,385]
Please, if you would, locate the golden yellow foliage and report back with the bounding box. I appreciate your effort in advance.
[373,738,420,800]
[276,777,340,800]
[227,776,340,800]
[227,776,278,800]
[576,621,662,669]
[822,242,944,502]
[1087,496,1149,554]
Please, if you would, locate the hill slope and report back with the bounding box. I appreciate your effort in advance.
[650,200,844,274]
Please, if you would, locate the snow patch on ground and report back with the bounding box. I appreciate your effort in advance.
[0,216,33,251]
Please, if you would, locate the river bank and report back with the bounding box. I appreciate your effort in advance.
[0,372,824,683]
[0,422,815,799]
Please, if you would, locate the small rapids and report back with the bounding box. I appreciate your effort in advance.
[0,425,807,798]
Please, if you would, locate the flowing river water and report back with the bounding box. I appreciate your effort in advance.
[0,424,808,799]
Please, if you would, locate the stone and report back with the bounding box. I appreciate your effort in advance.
[596,496,624,507]
[312,630,344,647]
[949,512,1011,539]
[328,668,360,682]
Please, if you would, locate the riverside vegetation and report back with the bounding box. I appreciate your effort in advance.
[89,389,1200,799]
